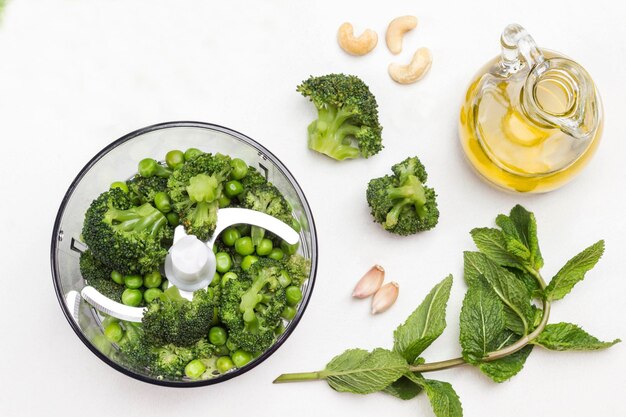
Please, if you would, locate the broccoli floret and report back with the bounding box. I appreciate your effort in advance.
[219,258,287,353]
[297,73,383,160]
[142,288,217,347]
[79,250,126,302]
[126,174,169,205]
[119,323,216,379]
[238,167,267,191]
[366,156,439,236]
[281,254,311,287]
[82,189,170,275]
[168,153,232,240]
[240,183,295,227]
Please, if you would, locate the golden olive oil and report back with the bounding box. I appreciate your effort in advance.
[460,44,602,193]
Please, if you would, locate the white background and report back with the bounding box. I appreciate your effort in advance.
[1,1,625,416]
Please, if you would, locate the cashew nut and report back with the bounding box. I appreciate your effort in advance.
[388,47,432,84]
[337,22,378,56]
[386,15,418,54]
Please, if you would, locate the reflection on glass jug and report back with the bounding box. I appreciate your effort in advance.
[459,24,603,193]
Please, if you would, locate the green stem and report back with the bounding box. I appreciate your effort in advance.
[273,371,324,383]
[274,270,552,381]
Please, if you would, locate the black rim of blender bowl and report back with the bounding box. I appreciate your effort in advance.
[50,121,318,387]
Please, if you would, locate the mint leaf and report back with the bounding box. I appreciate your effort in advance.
[464,252,533,335]
[509,268,542,300]
[545,240,604,301]
[393,275,453,363]
[459,278,505,364]
[470,228,525,269]
[382,375,423,400]
[509,205,543,269]
[534,323,620,351]
[409,376,463,417]
[479,330,533,382]
[323,348,409,394]
[495,205,543,270]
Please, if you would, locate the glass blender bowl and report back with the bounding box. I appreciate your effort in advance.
[50,121,318,386]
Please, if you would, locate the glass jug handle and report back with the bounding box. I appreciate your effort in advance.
[500,24,600,141]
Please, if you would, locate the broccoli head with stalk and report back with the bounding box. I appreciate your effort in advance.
[82,188,171,275]
[219,258,287,353]
[297,73,383,160]
[168,153,232,240]
[366,156,439,236]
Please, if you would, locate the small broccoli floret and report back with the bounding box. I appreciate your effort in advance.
[82,189,170,275]
[238,167,267,190]
[219,258,287,353]
[126,174,169,205]
[366,156,439,236]
[297,73,383,160]
[240,183,295,227]
[281,254,311,287]
[168,153,232,240]
[142,288,217,347]
[79,250,126,302]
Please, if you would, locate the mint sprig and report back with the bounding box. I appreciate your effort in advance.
[274,205,619,417]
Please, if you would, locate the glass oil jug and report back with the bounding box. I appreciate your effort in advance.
[459,24,603,193]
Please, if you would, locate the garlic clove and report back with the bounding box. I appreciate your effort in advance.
[352,265,385,299]
[371,282,399,314]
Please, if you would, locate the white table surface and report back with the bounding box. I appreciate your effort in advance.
[1,1,625,416]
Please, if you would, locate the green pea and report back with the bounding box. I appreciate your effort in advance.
[215,252,233,273]
[281,241,299,255]
[221,227,240,247]
[224,180,244,198]
[165,150,185,169]
[241,255,258,271]
[268,248,284,261]
[281,305,297,321]
[216,356,235,373]
[104,323,124,343]
[122,289,142,307]
[210,272,221,287]
[221,272,238,287]
[110,181,129,193]
[161,279,169,291]
[185,359,207,380]
[215,345,230,356]
[124,275,143,289]
[154,192,171,213]
[138,158,171,178]
[209,327,228,346]
[235,237,254,256]
[166,212,180,227]
[256,238,273,256]
[277,270,292,288]
[231,350,253,368]
[143,271,162,288]
[143,288,163,303]
[230,158,249,180]
[184,148,203,161]
[218,195,231,208]
[286,286,303,306]
[110,271,124,285]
